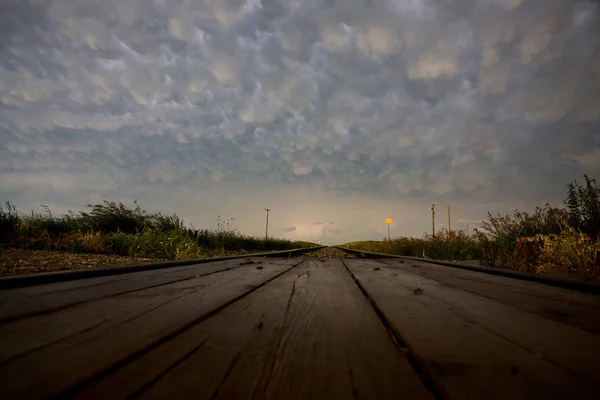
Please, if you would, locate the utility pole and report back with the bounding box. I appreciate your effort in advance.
[447,204,451,238]
[264,208,270,239]
[430,203,435,238]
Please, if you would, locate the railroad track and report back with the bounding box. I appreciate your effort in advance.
[335,246,600,294]
[0,246,325,290]
[1,248,599,399]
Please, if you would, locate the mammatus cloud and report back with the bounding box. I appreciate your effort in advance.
[457,219,486,227]
[0,0,599,244]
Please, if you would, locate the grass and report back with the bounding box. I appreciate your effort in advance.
[342,175,600,280]
[0,201,317,261]
[343,228,482,261]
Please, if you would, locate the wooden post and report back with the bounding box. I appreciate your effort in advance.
[447,204,451,238]
[264,208,270,239]
[431,204,435,238]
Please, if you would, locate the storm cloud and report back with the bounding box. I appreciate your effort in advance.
[1,0,599,244]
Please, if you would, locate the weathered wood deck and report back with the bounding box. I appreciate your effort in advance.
[1,256,599,399]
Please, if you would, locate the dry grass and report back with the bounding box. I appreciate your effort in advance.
[0,248,162,277]
[0,200,317,262]
[300,247,357,259]
[342,176,600,279]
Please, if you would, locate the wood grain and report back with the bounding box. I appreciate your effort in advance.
[345,259,600,399]
[76,259,432,400]
[0,259,298,399]
[0,257,279,322]
[388,258,600,308]
[0,260,279,363]
[381,259,600,335]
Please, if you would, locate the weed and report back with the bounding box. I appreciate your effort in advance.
[0,201,316,261]
[344,227,482,261]
[343,175,600,278]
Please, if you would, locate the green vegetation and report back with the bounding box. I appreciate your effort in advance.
[0,200,316,260]
[344,228,482,261]
[343,175,600,279]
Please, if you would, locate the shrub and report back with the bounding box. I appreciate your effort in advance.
[475,204,568,268]
[0,200,313,259]
[343,229,483,261]
[565,175,600,240]
[74,200,147,234]
[105,228,204,260]
[520,227,599,278]
[47,231,107,253]
[0,201,19,245]
[105,231,136,256]
[146,213,185,232]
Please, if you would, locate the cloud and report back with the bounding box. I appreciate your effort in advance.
[283,226,297,232]
[312,221,324,225]
[573,148,600,171]
[456,219,485,226]
[407,53,459,80]
[0,0,598,244]
[356,24,399,58]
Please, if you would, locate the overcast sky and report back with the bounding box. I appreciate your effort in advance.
[1,0,599,245]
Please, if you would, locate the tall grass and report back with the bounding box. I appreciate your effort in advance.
[0,201,315,260]
[518,226,599,277]
[345,228,482,261]
[565,175,600,240]
[474,204,568,269]
[0,202,19,244]
[346,175,600,279]
[473,177,600,277]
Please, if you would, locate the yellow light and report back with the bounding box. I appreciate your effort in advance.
[385,218,392,225]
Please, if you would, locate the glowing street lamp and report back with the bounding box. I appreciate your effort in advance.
[385,218,392,241]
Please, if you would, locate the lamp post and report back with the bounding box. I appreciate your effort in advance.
[385,217,392,241]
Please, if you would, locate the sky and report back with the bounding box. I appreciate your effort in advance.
[1,0,599,245]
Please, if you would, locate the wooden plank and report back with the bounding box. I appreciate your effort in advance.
[0,257,282,322]
[0,262,226,301]
[0,259,282,363]
[345,259,600,399]
[381,259,600,335]
[0,259,300,400]
[72,259,433,400]
[0,248,320,290]
[0,256,283,302]
[386,258,600,309]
